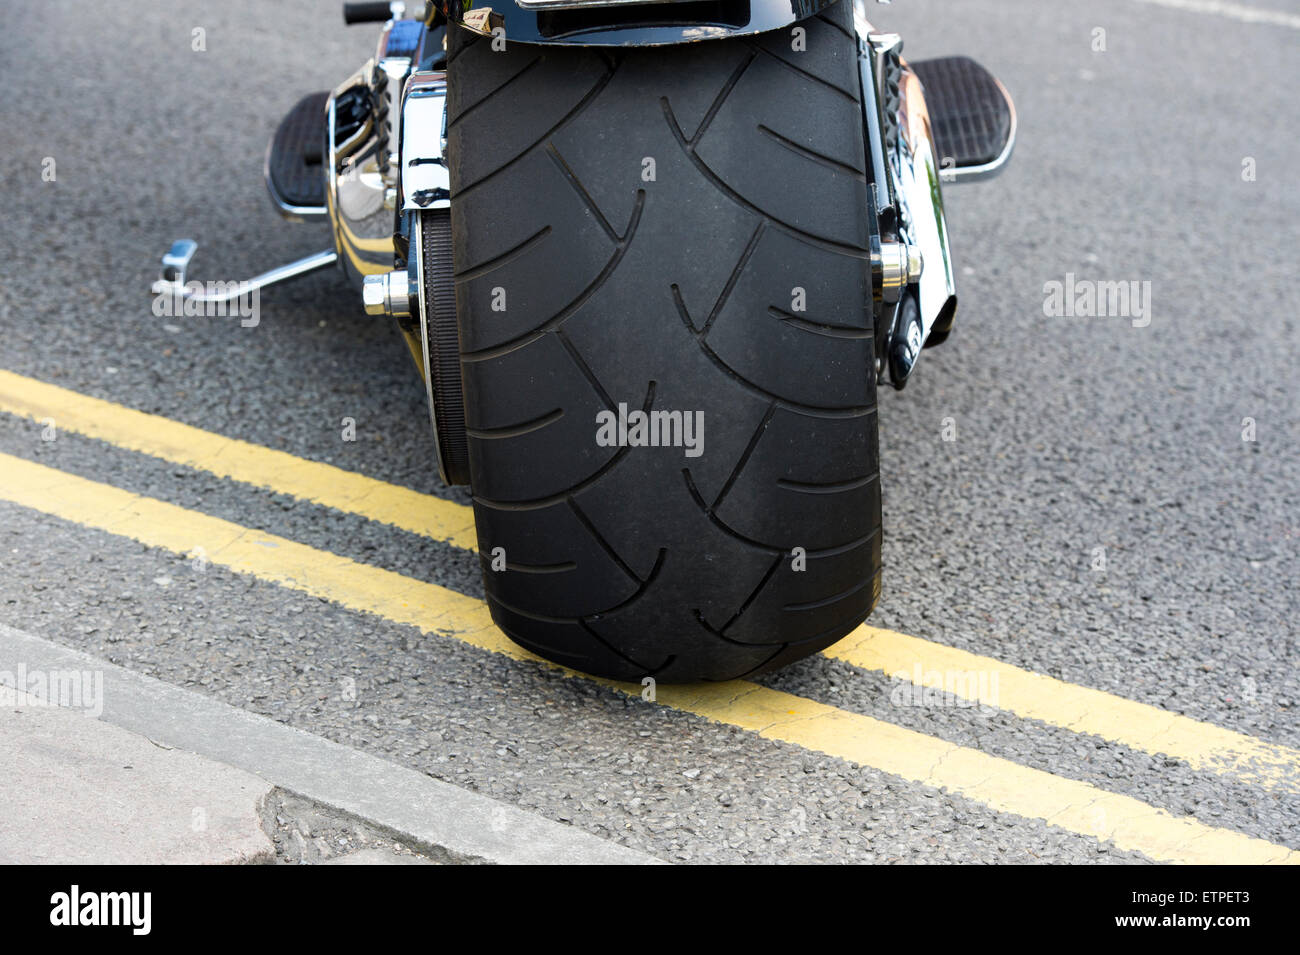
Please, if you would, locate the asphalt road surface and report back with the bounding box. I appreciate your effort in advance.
[1,0,1297,863]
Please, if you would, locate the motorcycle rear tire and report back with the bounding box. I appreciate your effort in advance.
[445,2,882,682]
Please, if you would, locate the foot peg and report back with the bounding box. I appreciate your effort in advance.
[151,240,338,304]
[911,56,1016,183]
[265,91,331,219]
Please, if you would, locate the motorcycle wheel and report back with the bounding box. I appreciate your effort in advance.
[444,1,881,682]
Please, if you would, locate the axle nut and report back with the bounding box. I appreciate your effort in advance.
[362,270,411,317]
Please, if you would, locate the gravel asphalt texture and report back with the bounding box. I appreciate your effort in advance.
[1,0,1296,862]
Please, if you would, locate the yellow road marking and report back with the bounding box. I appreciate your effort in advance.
[0,451,1294,865]
[5,369,1298,796]
[0,370,478,552]
[828,627,1300,795]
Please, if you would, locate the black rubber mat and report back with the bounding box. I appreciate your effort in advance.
[911,57,1012,169]
[267,91,329,210]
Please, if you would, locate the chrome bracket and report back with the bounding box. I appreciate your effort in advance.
[400,71,450,212]
[856,4,957,386]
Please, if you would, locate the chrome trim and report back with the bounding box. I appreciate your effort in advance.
[325,59,447,293]
[374,16,418,188]
[327,60,397,291]
[378,57,411,187]
[874,240,923,304]
[151,242,337,304]
[262,137,328,222]
[856,6,958,357]
[939,76,1017,184]
[893,58,957,342]
[400,71,449,212]
[362,269,412,316]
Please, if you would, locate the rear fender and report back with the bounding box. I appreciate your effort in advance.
[432,0,839,46]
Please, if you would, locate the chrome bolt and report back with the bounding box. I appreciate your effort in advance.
[906,244,924,282]
[362,270,411,317]
[875,240,921,304]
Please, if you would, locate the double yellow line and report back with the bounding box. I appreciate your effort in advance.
[0,369,1296,864]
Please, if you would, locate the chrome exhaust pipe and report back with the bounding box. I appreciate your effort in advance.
[891,56,958,352]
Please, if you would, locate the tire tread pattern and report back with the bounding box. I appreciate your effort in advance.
[447,3,881,681]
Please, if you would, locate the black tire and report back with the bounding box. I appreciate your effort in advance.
[445,2,881,682]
